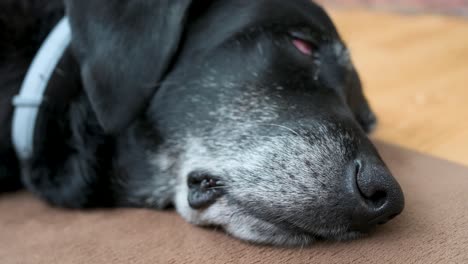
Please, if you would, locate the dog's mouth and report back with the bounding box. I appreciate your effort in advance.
[187,171,225,209]
[252,212,370,244]
[219,213,368,246]
[215,187,371,245]
[268,216,375,245]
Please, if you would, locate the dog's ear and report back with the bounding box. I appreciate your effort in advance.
[346,70,377,134]
[65,0,193,133]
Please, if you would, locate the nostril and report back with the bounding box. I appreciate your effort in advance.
[354,160,388,209]
[368,190,387,208]
[354,160,362,177]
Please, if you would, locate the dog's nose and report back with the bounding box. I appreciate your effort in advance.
[349,159,404,232]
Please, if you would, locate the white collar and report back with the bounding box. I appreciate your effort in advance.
[12,17,71,160]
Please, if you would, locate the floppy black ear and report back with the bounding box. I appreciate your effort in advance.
[346,70,377,134]
[65,0,192,133]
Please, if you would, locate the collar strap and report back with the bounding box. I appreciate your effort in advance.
[12,17,71,160]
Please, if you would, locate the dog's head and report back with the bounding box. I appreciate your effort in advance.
[66,0,404,246]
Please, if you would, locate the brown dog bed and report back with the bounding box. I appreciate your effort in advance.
[1,142,467,263]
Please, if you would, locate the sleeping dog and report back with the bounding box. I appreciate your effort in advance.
[0,0,404,245]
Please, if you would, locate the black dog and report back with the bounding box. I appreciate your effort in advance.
[0,0,404,245]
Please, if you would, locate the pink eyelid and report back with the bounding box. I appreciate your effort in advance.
[292,38,313,56]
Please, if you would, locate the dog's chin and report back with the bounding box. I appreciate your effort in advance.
[224,224,365,247]
[174,187,366,246]
[223,220,366,246]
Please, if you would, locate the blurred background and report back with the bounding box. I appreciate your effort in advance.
[317,0,468,16]
[315,0,468,166]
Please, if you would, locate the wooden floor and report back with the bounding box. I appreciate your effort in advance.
[329,9,468,166]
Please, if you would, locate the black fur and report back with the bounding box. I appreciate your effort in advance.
[0,0,404,245]
[0,0,63,193]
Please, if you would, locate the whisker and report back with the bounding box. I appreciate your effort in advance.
[258,123,301,137]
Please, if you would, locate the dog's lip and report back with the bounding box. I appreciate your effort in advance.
[187,171,224,187]
[227,195,361,240]
[276,219,349,240]
[279,218,372,241]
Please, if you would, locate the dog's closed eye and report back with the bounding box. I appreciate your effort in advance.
[290,31,317,56]
[292,38,313,56]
